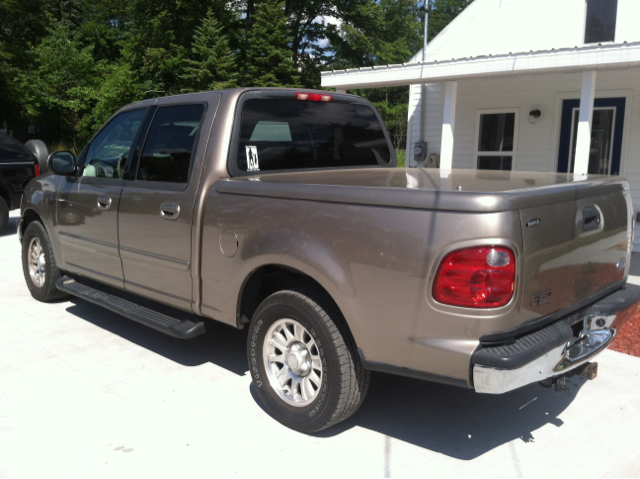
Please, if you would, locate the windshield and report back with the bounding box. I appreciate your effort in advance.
[236,99,391,173]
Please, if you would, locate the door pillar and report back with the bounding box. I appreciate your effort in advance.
[440,81,458,169]
[574,71,597,175]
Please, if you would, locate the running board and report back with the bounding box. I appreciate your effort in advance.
[56,276,206,339]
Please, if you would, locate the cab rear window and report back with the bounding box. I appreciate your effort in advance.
[236,99,391,173]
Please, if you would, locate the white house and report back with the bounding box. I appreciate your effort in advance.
[321,0,640,250]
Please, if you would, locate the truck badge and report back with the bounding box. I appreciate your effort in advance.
[526,218,541,228]
[530,289,552,306]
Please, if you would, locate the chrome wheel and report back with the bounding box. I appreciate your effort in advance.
[263,318,323,407]
[28,237,46,288]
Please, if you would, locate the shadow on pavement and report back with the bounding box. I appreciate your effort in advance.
[0,217,18,237]
[65,297,586,460]
[64,298,248,376]
[314,371,586,460]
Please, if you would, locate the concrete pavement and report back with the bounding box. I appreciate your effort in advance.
[1,209,640,477]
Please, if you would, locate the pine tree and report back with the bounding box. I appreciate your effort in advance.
[182,8,237,92]
[245,0,299,88]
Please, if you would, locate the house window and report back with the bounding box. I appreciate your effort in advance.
[585,0,618,44]
[476,111,516,171]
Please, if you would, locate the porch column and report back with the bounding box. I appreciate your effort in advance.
[440,81,458,169]
[574,71,597,175]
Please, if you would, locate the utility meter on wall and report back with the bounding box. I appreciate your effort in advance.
[413,141,427,165]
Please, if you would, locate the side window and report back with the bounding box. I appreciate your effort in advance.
[83,109,147,178]
[136,104,205,183]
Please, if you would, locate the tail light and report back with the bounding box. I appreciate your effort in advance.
[295,93,333,102]
[34,163,40,177]
[433,246,515,308]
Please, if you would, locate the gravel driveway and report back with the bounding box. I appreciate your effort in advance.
[1,210,640,477]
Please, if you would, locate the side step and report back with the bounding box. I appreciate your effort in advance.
[56,276,206,339]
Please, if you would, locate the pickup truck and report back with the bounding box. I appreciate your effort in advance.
[18,88,640,433]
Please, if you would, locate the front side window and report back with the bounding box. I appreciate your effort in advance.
[136,104,205,183]
[585,0,618,44]
[477,112,516,171]
[83,109,147,178]
[236,99,391,173]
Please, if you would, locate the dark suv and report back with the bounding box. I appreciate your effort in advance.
[0,132,40,232]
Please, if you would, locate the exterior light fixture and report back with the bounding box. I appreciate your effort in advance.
[528,109,542,124]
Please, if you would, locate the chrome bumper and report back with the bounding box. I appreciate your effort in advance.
[473,327,615,394]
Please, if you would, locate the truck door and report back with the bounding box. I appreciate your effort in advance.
[56,108,148,287]
[117,94,218,311]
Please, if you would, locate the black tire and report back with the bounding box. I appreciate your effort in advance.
[0,197,8,233]
[247,289,370,433]
[22,221,68,302]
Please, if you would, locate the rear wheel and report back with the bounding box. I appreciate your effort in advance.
[247,289,370,432]
[0,197,8,233]
[22,221,68,302]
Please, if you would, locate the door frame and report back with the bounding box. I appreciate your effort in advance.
[551,89,632,175]
[557,97,625,175]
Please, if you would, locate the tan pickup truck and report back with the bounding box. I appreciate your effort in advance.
[18,88,640,432]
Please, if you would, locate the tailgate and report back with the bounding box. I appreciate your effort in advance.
[520,188,632,318]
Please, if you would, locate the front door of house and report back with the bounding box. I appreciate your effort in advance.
[557,97,626,175]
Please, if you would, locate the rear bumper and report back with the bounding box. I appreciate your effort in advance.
[472,283,640,394]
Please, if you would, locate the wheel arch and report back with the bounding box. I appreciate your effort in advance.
[20,208,44,239]
[237,264,358,348]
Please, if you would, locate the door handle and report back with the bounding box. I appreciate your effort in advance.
[97,196,112,211]
[583,206,602,232]
[160,203,180,220]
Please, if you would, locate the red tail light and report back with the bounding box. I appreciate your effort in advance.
[433,246,515,308]
[295,93,333,102]
[34,164,40,177]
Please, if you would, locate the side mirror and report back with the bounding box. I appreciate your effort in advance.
[47,151,76,175]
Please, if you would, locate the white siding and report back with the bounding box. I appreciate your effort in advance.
[420,0,640,63]
[407,83,444,166]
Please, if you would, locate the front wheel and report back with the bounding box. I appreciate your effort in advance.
[22,221,68,302]
[247,289,370,432]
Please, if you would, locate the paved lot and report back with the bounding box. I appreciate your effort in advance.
[1,209,640,477]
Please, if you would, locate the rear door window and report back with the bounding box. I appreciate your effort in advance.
[235,99,391,173]
[136,104,205,183]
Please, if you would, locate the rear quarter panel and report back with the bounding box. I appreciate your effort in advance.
[201,191,524,383]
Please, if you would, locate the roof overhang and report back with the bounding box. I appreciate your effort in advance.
[321,42,640,89]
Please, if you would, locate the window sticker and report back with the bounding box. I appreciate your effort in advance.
[246,145,260,171]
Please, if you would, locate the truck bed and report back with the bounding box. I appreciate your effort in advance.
[215,168,627,213]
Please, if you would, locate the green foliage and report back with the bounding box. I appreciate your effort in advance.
[181,8,238,92]
[428,0,473,42]
[245,0,299,88]
[0,0,472,149]
[23,24,100,149]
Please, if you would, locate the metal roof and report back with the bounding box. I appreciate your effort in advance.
[321,41,640,89]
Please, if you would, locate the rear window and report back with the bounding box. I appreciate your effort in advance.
[236,99,391,173]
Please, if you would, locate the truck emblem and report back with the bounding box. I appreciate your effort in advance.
[617,258,626,271]
[526,218,541,228]
[530,289,552,306]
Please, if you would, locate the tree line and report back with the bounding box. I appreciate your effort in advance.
[0,0,471,150]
